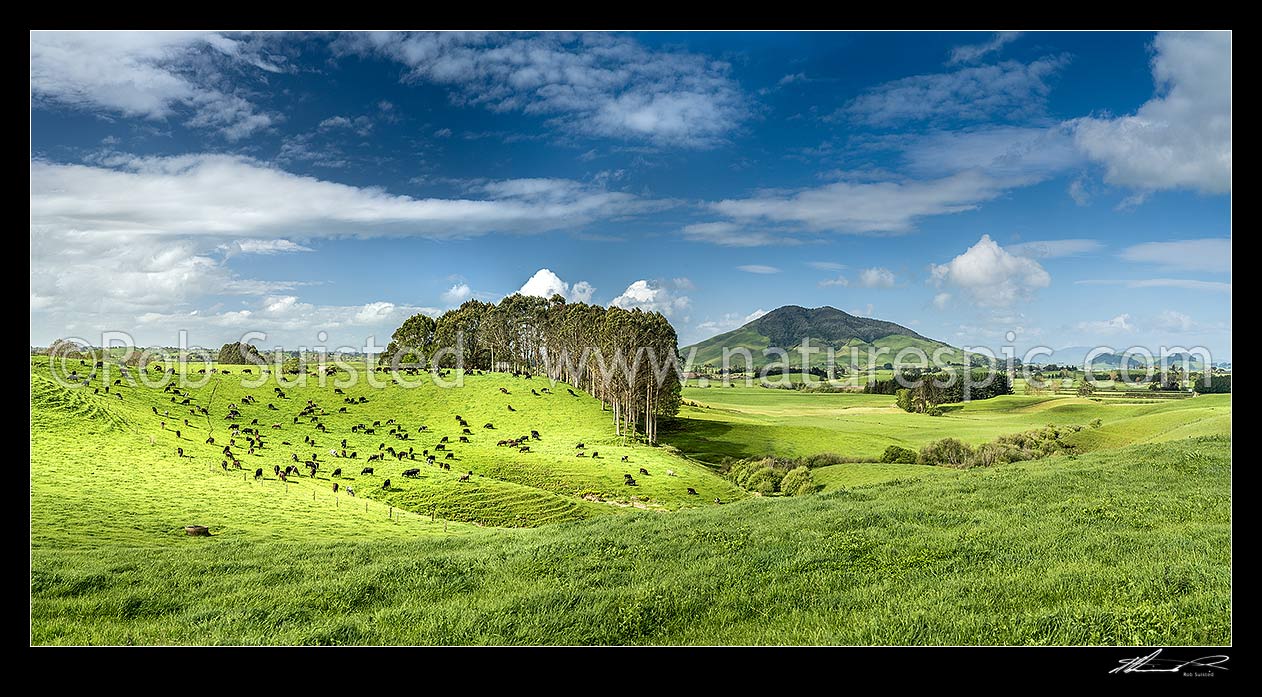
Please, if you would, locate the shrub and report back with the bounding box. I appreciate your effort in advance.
[895,388,913,412]
[926,406,945,417]
[918,438,974,468]
[971,442,1023,467]
[879,445,918,464]
[780,467,817,496]
[745,467,782,495]
[1090,418,1103,429]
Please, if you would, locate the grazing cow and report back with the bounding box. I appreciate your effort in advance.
[152,406,158,414]
[576,442,585,449]
[361,467,374,475]
[220,461,228,471]
[402,468,420,477]
[621,456,629,462]
[255,468,263,480]
[332,468,342,477]
[346,486,355,497]
[278,471,287,482]
[382,479,391,489]
[206,437,215,445]
[274,465,281,476]
[532,389,539,396]
[350,452,357,459]
[567,388,577,396]
[334,388,344,394]
[576,452,586,458]
[639,467,649,476]
[440,436,448,443]
[714,498,722,505]
[459,436,469,443]
[591,451,599,459]
[175,430,181,439]
[507,405,515,412]
[666,470,676,477]
[484,423,494,429]
[272,423,281,429]
[625,477,637,486]
[519,446,530,453]
[176,447,183,457]
[459,471,472,482]
[499,387,510,394]
[445,452,455,459]
[332,483,339,493]
[687,487,697,495]
[531,430,541,440]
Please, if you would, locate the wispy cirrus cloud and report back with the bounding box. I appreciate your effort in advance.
[1118,238,1230,273]
[1076,278,1230,293]
[948,31,1023,65]
[338,32,749,148]
[30,31,280,140]
[736,264,781,274]
[1008,239,1103,259]
[838,55,1069,127]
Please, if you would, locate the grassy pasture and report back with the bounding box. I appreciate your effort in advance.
[664,383,1230,462]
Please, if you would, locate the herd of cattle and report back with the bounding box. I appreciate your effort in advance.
[69,360,708,511]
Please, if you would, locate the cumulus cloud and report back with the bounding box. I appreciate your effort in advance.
[30,31,279,140]
[1154,310,1195,332]
[1076,313,1134,335]
[736,265,781,274]
[1075,278,1230,293]
[709,170,1011,234]
[1072,31,1231,195]
[948,31,1023,65]
[841,55,1068,126]
[609,279,691,317]
[30,154,661,241]
[516,269,595,303]
[857,267,896,288]
[441,283,472,305]
[930,234,1051,307]
[819,275,849,288]
[1008,238,1103,259]
[1119,238,1230,273]
[339,32,748,148]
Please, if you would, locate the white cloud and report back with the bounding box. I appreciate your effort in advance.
[30,154,660,241]
[736,264,781,274]
[1072,31,1231,195]
[1154,310,1195,333]
[692,309,767,338]
[841,55,1068,126]
[1119,239,1230,273]
[806,261,846,271]
[819,275,849,288]
[434,128,452,138]
[1075,278,1230,293]
[1067,177,1093,206]
[30,31,278,140]
[1076,313,1134,335]
[609,279,691,317]
[948,32,1022,65]
[680,222,797,247]
[710,170,1010,234]
[1008,239,1103,259]
[930,234,1051,307]
[341,32,748,147]
[441,283,472,305]
[516,269,595,303]
[933,292,952,309]
[856,267,896,288]
[896,125,1083,180]
[228,239,315,255]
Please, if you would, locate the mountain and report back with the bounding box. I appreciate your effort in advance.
[1033,347,1207,370]
[682,305,970,370]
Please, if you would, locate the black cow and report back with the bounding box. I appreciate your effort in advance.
[687,488,698,495]
[361,467,374,475]
[402,468,420,477]
[255,468,263,480]
[639,467,649,476]
[382,479,390,489]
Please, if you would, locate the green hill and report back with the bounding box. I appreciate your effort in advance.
[683,305,969,370]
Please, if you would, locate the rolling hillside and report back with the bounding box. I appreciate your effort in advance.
[683,305,970,370]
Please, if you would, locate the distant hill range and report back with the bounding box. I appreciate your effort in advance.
[682,305,974,370]
[1032,346,1209,370]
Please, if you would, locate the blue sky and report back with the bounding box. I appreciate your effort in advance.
[30,31,1232,358]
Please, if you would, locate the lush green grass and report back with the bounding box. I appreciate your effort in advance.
[663,384,1230,462]
[31,358,742,538]
[29,357,1231,645]
[31,436,1230,645]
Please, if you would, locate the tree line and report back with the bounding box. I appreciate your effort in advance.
[382,294,682,443]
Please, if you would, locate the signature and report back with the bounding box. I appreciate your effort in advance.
[1110,649,1230,674]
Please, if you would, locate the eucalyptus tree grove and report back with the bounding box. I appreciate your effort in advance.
[382,294,682,443]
